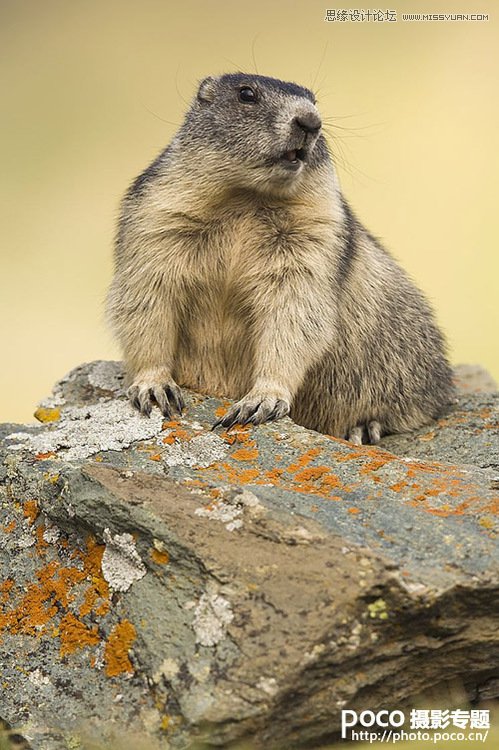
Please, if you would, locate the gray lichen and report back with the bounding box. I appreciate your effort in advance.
[192,585,234,647]
[194,498,244,531]
[101,528,147,592]
[161,432,229,469]
[87,360,127,396]
[193,489,268,531]
[7,400,164,460]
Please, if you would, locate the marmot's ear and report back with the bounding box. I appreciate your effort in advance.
[197,76,218,104]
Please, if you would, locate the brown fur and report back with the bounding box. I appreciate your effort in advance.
[106,74,453,443]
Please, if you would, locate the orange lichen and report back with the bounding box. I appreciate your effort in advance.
[58,613,100,657]
[104,620,137,677]
[405,462,444,478]
[359,456,392,475]
[160,715,170,731]
[151,549,170,565]
[35,524,49,553]
[200,501,217,513]
[220,432,237,445]
[396,458,499,519]
[78,537,110,618]
[479,517,495,530]
[320,473,341,490]
[264,469,284,483]
[220,427,255,446]
[34,407,61,423]
[0,529,115,665]
[2,520,16,534]
[79,560,110,617]
[23,500,39,525]
[43,472,60,484]
[418,431,436,442]
[35,451,57,460]
[481,497,499,515]
[183,478,205,488]
[192,429,496,527]
[197,442,350,500]
[233,468,260,483]
[79,582,109,618]
[0,580,14,605]
[5,534,109,626]
[215,462,260,485]
[337,444,395,464]
[162,420,180,429]
[163,426,192,444]
[1,534,109,639]
[149,453,162,461]
[136,442,158,452]
[348,507,361,514]
[437,414,467,427]
[294,466,331,482]
[0,561,80,636]
[390,481,408,493]
[286,448,321,473]
[335,451,363,462]
[232,448,259,461]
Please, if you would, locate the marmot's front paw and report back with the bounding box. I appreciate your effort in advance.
[212,393,290,431]
[347,420,382,445]
[128,376,185,418]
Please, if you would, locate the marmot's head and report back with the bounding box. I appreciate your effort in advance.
[178,73,329,195]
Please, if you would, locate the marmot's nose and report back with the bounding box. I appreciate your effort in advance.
[293,113,322,135]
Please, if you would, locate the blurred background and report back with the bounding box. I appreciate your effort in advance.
[1,0,498,424]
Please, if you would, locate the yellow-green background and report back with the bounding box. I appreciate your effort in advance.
[1,0,498,424]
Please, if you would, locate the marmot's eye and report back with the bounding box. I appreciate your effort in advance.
[239,86,257,103]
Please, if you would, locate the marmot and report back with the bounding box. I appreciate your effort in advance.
[106,73,454,444]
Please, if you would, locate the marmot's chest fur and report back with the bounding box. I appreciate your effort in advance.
[107,72,453,443]
[172,200,337,399]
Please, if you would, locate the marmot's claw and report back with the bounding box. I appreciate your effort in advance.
[130,394,141,412]
[128,385,152,417]
[211,403,255,431]
[127,380,184,418]
[347,420,382,445]
[165,384,185,414]
[260,399,290,423]
[212,396,290,431]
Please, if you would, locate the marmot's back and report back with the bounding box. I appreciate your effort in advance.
[106,73,454,443]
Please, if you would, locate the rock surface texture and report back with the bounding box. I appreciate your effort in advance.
[0,361,498,749]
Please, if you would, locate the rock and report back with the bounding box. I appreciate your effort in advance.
[0,361,498,749]
[454,363,497,394]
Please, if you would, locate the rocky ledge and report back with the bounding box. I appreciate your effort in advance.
[0,362,498,749]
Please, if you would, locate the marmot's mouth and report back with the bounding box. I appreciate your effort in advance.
[280,148,306,171]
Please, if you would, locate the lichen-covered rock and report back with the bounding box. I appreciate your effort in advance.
[0,361,498,749]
